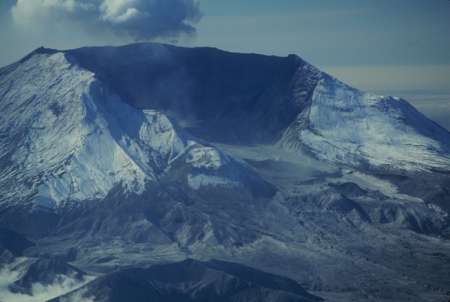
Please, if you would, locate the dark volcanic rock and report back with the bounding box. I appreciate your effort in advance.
[66,43,319,142]
[0,226,35,256]
[329,182,389,200]
[49,259,323,302]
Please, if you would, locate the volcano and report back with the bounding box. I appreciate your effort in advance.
[0,43,450,302]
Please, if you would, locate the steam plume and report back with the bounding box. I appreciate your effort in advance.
[11,0,203,41]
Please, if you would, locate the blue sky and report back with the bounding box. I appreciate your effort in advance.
[1,0,449,129]
[194,0,450,65]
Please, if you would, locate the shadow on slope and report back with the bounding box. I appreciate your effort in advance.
[49,259,323,302]
[65,43,318,143]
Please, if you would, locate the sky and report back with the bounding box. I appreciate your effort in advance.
[0,0,449,130]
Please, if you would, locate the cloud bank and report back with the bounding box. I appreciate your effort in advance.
[0,259,95,302]
[11,0,203,41]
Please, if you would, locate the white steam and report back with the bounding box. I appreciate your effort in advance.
[11,0,203,41]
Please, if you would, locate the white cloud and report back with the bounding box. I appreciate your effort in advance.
[0,259,95,302]
[11,0,203,41]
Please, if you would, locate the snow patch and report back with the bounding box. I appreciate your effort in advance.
[187,173,240,190]
[186,147,228,169]
[351,172,398,195]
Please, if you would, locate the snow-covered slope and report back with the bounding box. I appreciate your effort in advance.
[281,72,450,172]
[0,49,268,215]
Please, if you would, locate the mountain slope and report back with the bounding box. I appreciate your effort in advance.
[280,72,450,171]
[49,259,323,302]
[0,48,275,239]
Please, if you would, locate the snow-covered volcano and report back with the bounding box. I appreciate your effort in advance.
[1,44,450,302]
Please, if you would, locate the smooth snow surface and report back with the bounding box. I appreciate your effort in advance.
[290,73,450,171]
